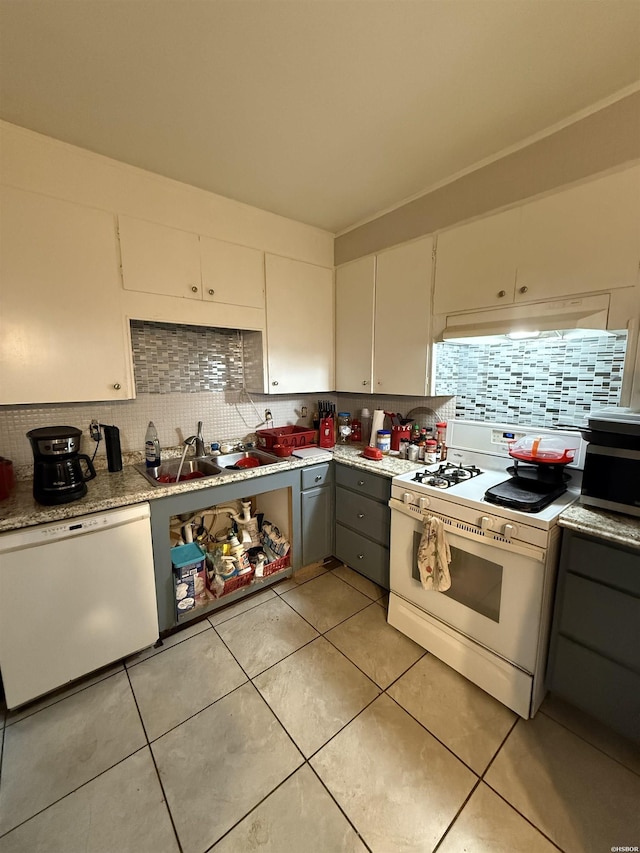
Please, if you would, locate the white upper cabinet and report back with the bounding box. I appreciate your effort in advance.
[118,214,265,308]
[374,236,434,396]
[516,167,640,301]
[0,186,133,404]
[434,209,520,315]
[200,236,264,308]
[118,214,201,299]
[335,256,376,392]
[434,166,640,316]
[264,254,334,394]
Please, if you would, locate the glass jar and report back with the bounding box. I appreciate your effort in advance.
[376,429,391,453]
[337,412,352,443]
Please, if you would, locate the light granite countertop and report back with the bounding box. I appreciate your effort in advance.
[558,504,640,552]
[0,445,422,534]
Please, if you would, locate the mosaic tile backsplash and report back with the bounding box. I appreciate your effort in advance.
[434,332,627,428]
[130,320,246,393]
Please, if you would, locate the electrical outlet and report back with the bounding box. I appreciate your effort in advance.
[301,406,308,418]
[264,409,273,422]
[89,420,102,442]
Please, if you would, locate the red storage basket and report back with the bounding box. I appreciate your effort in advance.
[256,425,316,449]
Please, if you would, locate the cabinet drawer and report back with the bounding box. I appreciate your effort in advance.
[336,487,390,545]
[566,534,640,596]
[549,635,640,743]
[301,463,332,491]
[335,523,389,589]
[558,572,640,673]
[335,464,390,503]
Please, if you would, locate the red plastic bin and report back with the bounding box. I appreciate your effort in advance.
[256,425,316,449]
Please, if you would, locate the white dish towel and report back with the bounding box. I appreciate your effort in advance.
[417,515,452,592]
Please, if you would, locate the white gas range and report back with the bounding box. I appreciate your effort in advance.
[387,420,585,718]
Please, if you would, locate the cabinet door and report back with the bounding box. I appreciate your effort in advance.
[434,208,520,314]
[0,186,133,404]
[335,256,375,392]
[200,236,265,308]
[374,236,433,396]
[264,254,334,393]
[517,167,640,301]
[118,214,201,300]
[301,485,333,565]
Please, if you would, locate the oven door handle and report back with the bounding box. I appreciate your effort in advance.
[389,498,546,562]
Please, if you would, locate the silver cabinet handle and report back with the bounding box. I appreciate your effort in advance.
[357,513,365,519]
[357,479,365,486]
[497,290,506,298]
[362,380,368,385]
[208,288,214,296]
[272,380,279,386]
[357,553,364,559]
[191,285,199,293]
[315,475,322,482]
[519,286,528,294]
[113,383,121,390]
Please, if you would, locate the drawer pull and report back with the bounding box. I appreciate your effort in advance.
[357,480,365,486]
[315,475,322,482]
[357,513,365,519]
[357,553,364,560]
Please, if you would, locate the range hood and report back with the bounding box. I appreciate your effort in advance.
[440,294,610,341]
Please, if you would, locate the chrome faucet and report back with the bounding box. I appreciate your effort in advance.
[184,421,206,457]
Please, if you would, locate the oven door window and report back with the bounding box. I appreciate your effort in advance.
[390,505,545,672]
[412,532,501,622]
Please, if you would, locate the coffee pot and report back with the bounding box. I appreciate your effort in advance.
[27,425,96,505]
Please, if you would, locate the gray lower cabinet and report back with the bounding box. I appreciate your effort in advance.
[301,463,334,565]
[547,530,640,742]
[334,463,391,589]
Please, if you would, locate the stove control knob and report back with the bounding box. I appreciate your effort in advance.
[502,523,517,540]
[419,496,431,510]
[402,492,414,505]
[480,515,494,531]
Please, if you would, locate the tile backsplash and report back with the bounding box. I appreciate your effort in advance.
[130,320,246,393]
[434,332,627,428]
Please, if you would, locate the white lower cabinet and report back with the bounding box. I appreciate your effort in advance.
[264,254,334,394]
[0,185,134,404]
[336,237,434,396]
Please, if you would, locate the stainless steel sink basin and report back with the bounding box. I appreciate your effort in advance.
[134,458,222,487]
[215,449,283,469]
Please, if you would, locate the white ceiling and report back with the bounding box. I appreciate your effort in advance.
[1,1,639,234]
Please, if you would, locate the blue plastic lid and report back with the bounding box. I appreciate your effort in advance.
[171,542,205,568]
[377,430,391,435]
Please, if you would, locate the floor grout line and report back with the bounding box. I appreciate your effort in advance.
[123,665,184,853]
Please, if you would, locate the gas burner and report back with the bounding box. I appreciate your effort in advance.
[436,463,483,481]
[411,463,485,489]
[428,476,451,489]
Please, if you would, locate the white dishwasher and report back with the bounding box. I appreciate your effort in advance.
[0,503,159,708]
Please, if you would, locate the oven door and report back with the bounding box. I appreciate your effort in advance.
[389,498,546,673]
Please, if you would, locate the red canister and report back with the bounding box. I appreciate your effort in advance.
[0,457,15,501]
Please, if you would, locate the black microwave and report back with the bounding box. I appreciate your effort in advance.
[580,412,640,518]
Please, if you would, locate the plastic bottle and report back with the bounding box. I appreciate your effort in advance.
[145,421,161,468]
[360,409,371,445]
[228,535,251,573]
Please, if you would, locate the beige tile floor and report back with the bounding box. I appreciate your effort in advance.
[1,562,639,853]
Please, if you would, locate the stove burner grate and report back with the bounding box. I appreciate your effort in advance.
[411,463,484,489]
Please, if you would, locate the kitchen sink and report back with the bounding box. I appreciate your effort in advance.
[215,450,284,469]
[134,458,223,487]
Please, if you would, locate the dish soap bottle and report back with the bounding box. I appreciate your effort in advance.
[145,421,161,468]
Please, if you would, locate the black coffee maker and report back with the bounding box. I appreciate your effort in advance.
[27,426,96,505]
